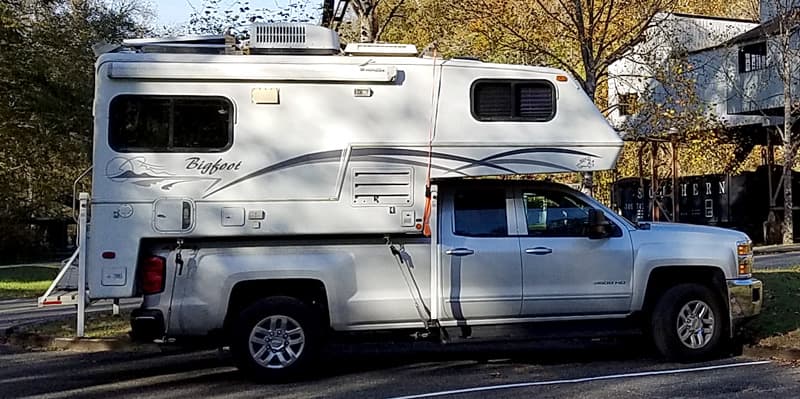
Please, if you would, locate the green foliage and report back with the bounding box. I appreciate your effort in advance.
[0,266,59,299]
[747,267,800,346]
[0,0,148,261]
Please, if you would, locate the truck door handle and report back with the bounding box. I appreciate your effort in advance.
[446,248,475,256]
[525,247,553,255]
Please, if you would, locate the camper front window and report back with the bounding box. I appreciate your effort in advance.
[471,80,555,122]
[109,95,233,152]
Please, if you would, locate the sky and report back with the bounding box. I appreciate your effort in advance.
[148,0,324,29]
[151,0,195,27]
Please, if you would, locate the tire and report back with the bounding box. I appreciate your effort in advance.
[230,296,322,382]
[650,283,727,362]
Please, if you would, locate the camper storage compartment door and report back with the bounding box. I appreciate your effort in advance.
[153,198,195,233]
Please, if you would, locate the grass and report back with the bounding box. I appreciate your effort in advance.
[0,266,59,299]
[747,267,800,350]
[22,309,132,339]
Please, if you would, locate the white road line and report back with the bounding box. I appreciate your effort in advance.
[385,360,772,399]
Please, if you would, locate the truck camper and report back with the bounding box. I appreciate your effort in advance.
[47,23,760,380]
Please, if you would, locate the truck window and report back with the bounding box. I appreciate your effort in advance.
[471,80,555,122]
[523,190,589,237]
[453,189,508,237]
[109,95,233,152]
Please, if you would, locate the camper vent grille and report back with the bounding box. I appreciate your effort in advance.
[246,23,340,54]
[352,169,413,206]
[253,24,307,45]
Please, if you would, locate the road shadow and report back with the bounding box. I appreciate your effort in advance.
[312,335,658,380]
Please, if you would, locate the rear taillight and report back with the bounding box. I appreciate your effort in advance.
[140,256,166,295]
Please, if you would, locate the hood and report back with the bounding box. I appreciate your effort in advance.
[644,222,750,241]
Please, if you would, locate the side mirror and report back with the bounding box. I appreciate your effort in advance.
[587,209,611,239]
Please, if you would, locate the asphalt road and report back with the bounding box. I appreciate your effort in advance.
[0,341,796,399]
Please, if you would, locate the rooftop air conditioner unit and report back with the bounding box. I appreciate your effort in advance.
[247,23,340,55]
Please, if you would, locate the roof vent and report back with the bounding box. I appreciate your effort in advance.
[247,23,340,55]
[344,43,418,57]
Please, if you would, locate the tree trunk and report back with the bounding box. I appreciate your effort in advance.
[359,13,375,43]
[349,1,379,42]
[783,75,794,244]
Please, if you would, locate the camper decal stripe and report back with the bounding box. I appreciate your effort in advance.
[105,156,222,191]
[449,148,597,174]
[202,150,345,198]
[201,148,515,198]
[355,156,469,176]
[201,147,596,198]
[351,148,517,174]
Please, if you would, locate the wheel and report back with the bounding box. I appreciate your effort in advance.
[650,283,727,362]
[230,296,322,381]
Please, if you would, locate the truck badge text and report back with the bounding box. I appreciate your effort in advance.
[185,157,242,175]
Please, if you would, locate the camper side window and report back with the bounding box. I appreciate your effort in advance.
[471,80,555,122]
[109,95,233,152]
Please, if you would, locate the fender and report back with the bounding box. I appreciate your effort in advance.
[176,246,357,334]
[629,240,735,311]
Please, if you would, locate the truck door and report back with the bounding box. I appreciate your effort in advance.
[439,187,522,321]
[515,186,634,316]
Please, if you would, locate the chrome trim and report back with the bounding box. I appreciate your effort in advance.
[727,278,762,323]
[522,294,632,301]
[337,314,632,331]
[438,314,630,327]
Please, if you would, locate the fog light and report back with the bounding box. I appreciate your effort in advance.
[738,256,753,276]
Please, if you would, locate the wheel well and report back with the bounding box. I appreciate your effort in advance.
[641,266,727,316]
[224,279,330,333]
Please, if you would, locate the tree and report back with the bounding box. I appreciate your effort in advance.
[454,0,679,103]
[346,0,408,42]
[0,0,148,260]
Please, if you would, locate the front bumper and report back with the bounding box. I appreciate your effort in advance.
[727,278,763,321]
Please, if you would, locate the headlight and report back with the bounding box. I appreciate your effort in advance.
[737,240,753,277]
[737,241,752,256]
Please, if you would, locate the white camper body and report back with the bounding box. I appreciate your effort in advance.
[86,30,622,299]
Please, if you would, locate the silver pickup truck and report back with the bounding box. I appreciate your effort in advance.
[131,180,762,380]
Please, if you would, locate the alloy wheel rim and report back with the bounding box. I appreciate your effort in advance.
[676,300,715,349]
[248,315,306,369]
